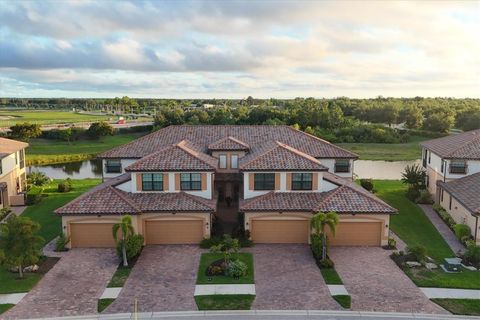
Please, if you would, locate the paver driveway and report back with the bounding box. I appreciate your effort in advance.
[250,244,340,310]
[107,245,202,313]
[4,249,117,319]
[329,247,447,314]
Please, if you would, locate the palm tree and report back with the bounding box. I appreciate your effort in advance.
[401,164,426,190]
[113,215,134,267]
[311,211,339,260]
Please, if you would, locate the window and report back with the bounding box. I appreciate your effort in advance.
[219,155,227,169]
[449,195,452,210]
[0,160,2,174]
[181,173,202,190]
[428,151,431,164]
[254,173,275,190]
[440,160,444,173]
[142,173,163,191]
[422,149,427,167]
[231,155,238,169]
[292,173,312,190]
[426,175,429,187]
[449,160,467,174]
[19,149,25,169]
[334,159,350,173]
[105,159,122,173]
[441,188,444,202]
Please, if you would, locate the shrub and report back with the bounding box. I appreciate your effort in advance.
[55,232,69,252]
[407,245,427,263]
[405,187,420,202]
[199,237,222,249]
[387,237,397,249]
[359,179,374,192]
[226,259,248,278]
[57,178,72,193]
[26,186,43,205]
[116,234,144,260]
[210,234,240,263]
[317,258,335,269]
[86,121,114,139]
[453,224,471,242]
[310,234,324,260]
[416,190,433,204]
[27,172,50,186]
[464,242,480,267]
[433,206,456,229]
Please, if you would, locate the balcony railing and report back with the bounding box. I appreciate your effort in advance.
[105,164,122,173]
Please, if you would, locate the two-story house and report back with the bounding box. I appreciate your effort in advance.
[421,129,480,244]
[0,137,28,208]
[56,125,396,248]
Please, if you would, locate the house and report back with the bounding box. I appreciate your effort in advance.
[0,137,28,208]
[56,125,396,248]
[421,129,480,198]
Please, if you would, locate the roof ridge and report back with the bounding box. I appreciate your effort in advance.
[239,143,278,169]
[109,186,141,213]
[275,141,324,166]
[313,186,345,211]
[176,140,216,169]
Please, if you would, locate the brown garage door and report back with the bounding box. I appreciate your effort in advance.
[327,221,382,246]
[70,223,116,248]
[145,220,203,244]
[251,219,309,243]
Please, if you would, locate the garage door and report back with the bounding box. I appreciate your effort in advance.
[145,220,203,244]
[251,219,309,243]
[327,221,382,246]
[70,223,116,248]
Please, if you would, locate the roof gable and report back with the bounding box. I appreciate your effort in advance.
[438,172,480,215]
[208,136,250,151]
[0,137,28,159]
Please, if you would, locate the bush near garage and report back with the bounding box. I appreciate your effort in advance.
[116,234,144,261]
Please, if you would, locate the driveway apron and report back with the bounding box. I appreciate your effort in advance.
[4,249,117,319]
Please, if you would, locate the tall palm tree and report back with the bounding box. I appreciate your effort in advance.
[311,211,339,260]
[113,215,135,267]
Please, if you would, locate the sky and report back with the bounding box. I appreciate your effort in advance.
[0,0,479,99]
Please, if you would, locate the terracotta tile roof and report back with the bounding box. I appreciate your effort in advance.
[56,174,216,215]
[240,191,330,212]
[240,141,328,171]
[437,172,480,215]
[99,125,357,160]
[124,140,217,172]
[0,137,28,159]
[208,136,250,151]
[420,129,480,159]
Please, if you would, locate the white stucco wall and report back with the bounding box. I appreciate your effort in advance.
[318,159,354,179]
[102,159,138,179]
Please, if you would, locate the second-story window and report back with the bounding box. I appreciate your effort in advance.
[334,159,350,173]
[0,159,3,174]
[254,173,275,190]
[19,149,25,169]
[181,173,202,190]
[449,160,467,174]
[142,173,163,191]
[292,173,312,190]
[231,155,238,169]
[105,159,122,173]
[219,155,227,169]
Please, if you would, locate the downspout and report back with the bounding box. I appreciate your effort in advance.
[474,214,479,244]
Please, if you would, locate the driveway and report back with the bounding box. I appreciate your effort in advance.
[4,249,117,319]
[329,247,447,314]
[107,245,202,313]
[250,244,340,310]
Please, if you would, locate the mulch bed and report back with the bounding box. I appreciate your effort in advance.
[37,256,60,274]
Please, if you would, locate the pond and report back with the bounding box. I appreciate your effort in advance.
[28,159,421,180]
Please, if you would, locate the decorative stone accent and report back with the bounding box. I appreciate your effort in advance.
[406,261,422,267]
[425,262,438,270]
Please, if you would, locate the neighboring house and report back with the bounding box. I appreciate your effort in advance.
[56,125,396,248]
[421,129,480,198]
[0,137,28,208]
[437,173,480,245]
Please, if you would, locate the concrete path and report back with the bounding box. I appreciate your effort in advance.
[327,285,349,296]
[3,248,118,319]
[10,206,26,216]
[421,287,480,299]
[194,284,255,296]
[419,204,465,254]
[330,247,447,314]
[0,293,27,304]
[100,287,122,299]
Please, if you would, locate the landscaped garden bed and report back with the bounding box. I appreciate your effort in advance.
[197,252,254,284]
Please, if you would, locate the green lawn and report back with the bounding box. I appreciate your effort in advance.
[196,253,254,284]
[194,295,255,310]
[107,267,132,288]
[333,295,351,309]
[97,298,115,313]
[374,180,480,289]
[22,179,101,243]
[0,304,15,315]
[26,133,145,165]
[0,110,111,127]
[320,268,343,285]
[431,299,480,316]
[0,269,42,294]
[338,135,429,161]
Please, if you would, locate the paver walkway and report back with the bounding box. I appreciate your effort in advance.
[330,247,447,314]
[107,245,202,313]
[4,249,117,319]
[419,204,465,254]
[250,244,340,310]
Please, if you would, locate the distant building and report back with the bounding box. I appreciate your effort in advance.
[0,137,29,208]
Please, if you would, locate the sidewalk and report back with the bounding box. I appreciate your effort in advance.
[421,287,480,299]
[418,204,465,254]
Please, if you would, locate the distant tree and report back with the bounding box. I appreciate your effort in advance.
[9,122,41,141]
[456,107,480,131]
[423,107,455,133]
[86,121,114,139]
[401,104,424,129]
[0,216,43,278]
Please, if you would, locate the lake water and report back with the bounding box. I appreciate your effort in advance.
[28,159,421,180]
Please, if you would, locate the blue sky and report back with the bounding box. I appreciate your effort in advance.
[0,0,478,98]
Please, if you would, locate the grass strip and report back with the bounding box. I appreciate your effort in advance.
[194,295,255,310]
